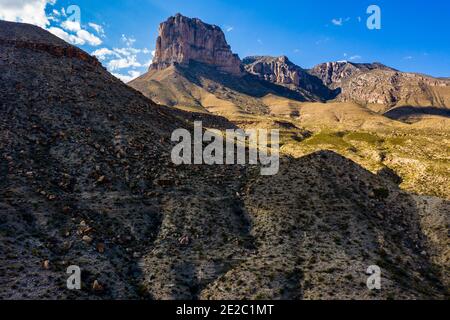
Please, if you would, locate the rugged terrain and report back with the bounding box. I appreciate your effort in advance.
[310,61,450,112]
[133,14,450,124]
[243,55,336,101]
[130,15,329,114]
[0,18,449,301]
[130,61,309,115]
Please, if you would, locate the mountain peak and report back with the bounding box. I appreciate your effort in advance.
[308,60,396,87]
[150,14,243,75]
[242,55,336,100]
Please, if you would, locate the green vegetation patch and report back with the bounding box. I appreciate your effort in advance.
[303,132,351,149]
[345,132,383,145]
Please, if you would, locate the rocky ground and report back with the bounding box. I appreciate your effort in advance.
[0,20,448,300]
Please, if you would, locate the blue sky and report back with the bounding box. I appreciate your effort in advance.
[1,0,449,80]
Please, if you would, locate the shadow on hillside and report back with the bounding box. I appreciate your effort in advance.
[177,61,339,102]
[384,106,450,121]
[127,150,447,299]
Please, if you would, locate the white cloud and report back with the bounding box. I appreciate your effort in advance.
[108,56,142,71]
[0,0,102,46]
[98,33,153,71]
[92,48,120,60]
[57,18,102,46]
[349,55,362,61]
[0,0,56,27]
[403,56,413,60]
[331,18,343,26]
[61,20,81,32]
[128,70,142,78]
[112,70,142,83]
[47,26,82,44]
[143,59,153,67]
[226,26,233,32]
[121,34,136,47]
[88,22,104,36]
[47,26,102,46]
[76,29,102,46]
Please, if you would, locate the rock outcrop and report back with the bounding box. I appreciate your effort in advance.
[308,61,394,88]
[309,61,450,109]
[150,13,243,76]
[243,55,336,100]
[338,70,450,109]
[244,56,302,85]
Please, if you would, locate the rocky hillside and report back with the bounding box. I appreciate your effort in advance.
[151,13,243,76]
[243,55,336,100]
[201,152,448,299]
[309,61,450,111]
[130,60,314,115]
[0,19,192,299]
[338,70,450,111]
[0,20,448,300]
[309,61,395,88]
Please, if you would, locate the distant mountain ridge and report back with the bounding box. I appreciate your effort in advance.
[131,14,450,116]
[131,15,339,114]
[243,55,337,101]
[309,61,450,111]
[308,61,396,88]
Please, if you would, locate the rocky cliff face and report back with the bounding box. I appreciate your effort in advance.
[309,61,450,109]
[243,56,336,100]
[150,14,243,76]
[308,61,394,88]
[338,70,450,109]
[244,56,301,85]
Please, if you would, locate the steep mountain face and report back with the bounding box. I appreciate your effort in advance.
[309,61,395,89]
[243,56,337,100]
[151,13,243,76]
[309,61,450,111]
[338,70,450,110]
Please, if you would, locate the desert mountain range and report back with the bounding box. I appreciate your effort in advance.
[131,13,450,117]
[0,14,449,300]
